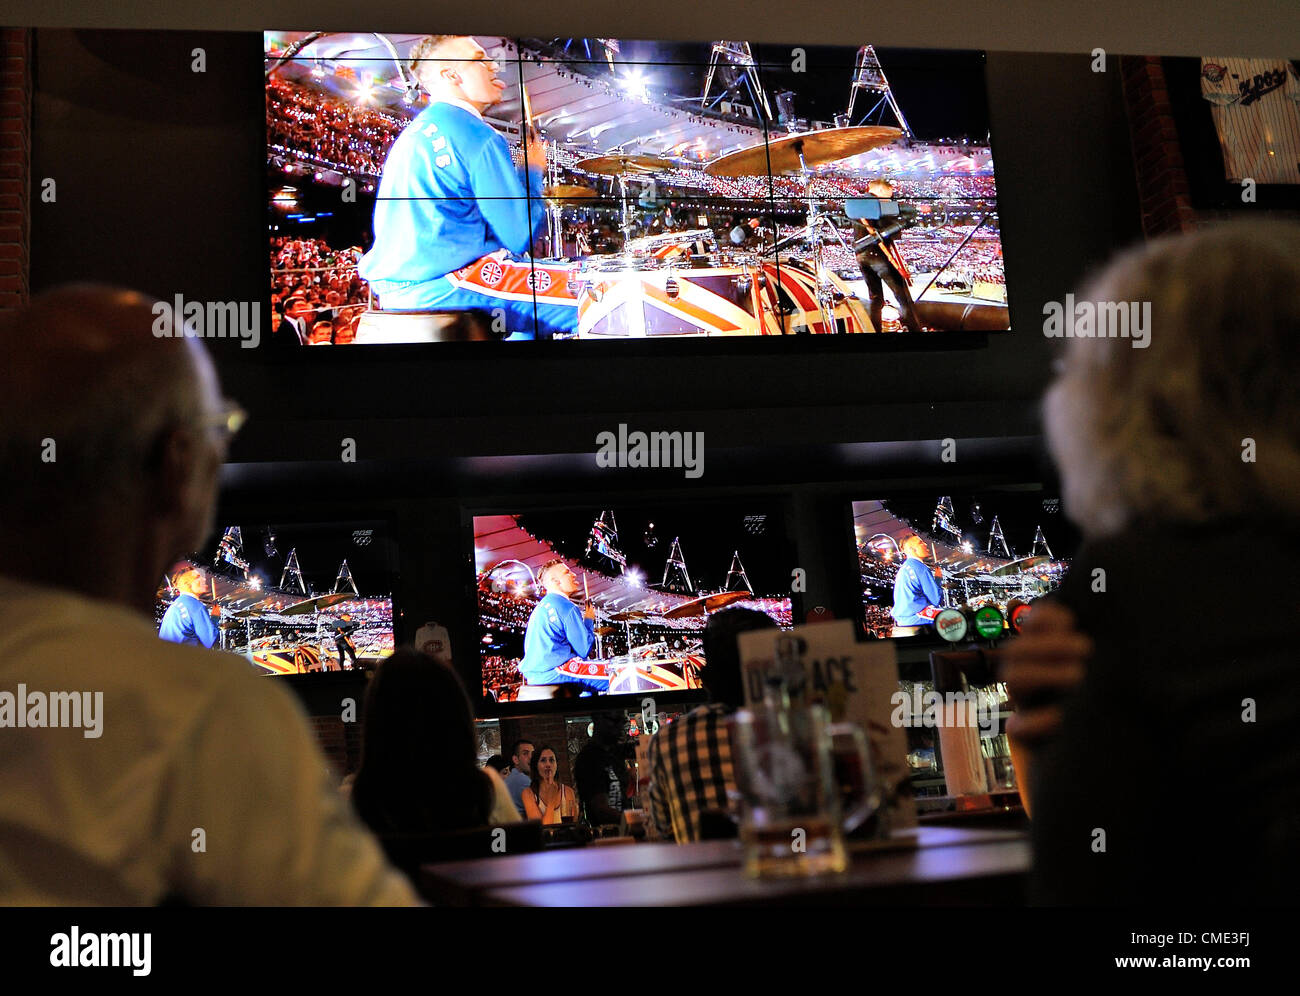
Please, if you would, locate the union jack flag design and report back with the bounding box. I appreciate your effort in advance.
[445,250,580,307]
[576,257,873,337]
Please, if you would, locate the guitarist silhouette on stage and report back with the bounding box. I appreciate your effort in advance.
[330,613,360,671]
[852,179,924,333]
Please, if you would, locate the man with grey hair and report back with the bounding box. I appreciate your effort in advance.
[157,566,220,648]
[890,533,943,635]
[359,35,570,339]
[518,559,605,692]
[0,286,419,905]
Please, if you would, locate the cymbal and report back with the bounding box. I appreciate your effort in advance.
[576,153,673,176]
[594,625,619,636]
[705,126,902,177]
[607,610,647,621]
[279,597,322,617]
[990,556,1052,576]
[280,593,352,616]
[703,590,757,611]
[662,596,707,620]
[543,184,597,201]
[662,589,756,619]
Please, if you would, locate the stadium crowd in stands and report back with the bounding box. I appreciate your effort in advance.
[270,237,371,344]
[267,78,998,207]
[267,78,403,178]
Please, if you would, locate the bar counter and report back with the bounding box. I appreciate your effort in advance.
[421,825,1029,906]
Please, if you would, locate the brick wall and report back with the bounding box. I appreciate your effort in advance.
[0,28,31,311]
[309,715,350,778]
[1120,56,1197,238]
[500,713,576,786]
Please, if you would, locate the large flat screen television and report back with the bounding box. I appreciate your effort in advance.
[265,32,1007,344]
[472,502,795,704]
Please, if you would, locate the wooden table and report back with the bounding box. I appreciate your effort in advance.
[421,825,1029,906]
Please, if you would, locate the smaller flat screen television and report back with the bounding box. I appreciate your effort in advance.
[852,491,1076,641]
[155,520,398,675]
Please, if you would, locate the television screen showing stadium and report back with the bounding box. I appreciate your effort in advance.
[852,492,1075,640]
[156,521,398,674]
[473,504,794,703]
[265,32,1008,344]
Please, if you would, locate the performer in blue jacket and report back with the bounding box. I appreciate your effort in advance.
[158,568,219,648]
[891,534,943,630]
[360,35,569,339]
[520,560,607,692]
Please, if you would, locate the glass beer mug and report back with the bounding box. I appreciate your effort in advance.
[730,702,880,878]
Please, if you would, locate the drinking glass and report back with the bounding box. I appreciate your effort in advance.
[731,704,878,878]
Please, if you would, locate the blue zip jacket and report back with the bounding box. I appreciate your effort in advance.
[520,593,595,679]
[892,556,943,626]
[359,101,546,284]
[158,593,218,648]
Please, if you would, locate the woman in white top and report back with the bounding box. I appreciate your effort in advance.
[521,746,578,825]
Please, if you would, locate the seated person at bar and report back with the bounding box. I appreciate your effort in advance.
[574,711,630,827]
[521,746,578,825]
[0,286,417,905]
[352,649,521,835]
[1015,219,1300,905]
[503,738,535,814]
[519,559,606,693]
[890,534,942,635]
[647,608,778,842]
[157,565,219,648]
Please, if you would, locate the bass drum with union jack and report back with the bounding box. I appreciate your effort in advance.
[575,254,874,337]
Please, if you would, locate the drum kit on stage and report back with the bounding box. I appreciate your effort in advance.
[574,589,764,693]
[535,124,901,337]
[179,581,361,674]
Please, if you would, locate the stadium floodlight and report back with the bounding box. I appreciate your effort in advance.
[620,70,649,101]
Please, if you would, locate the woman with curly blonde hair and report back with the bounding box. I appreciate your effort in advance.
[1009,220,1300,905]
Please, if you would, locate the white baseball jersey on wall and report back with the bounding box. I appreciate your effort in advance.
[414,620,452,666]
[1201,57,1300,184]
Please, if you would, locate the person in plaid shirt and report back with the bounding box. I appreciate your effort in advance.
[646,608,778,842]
